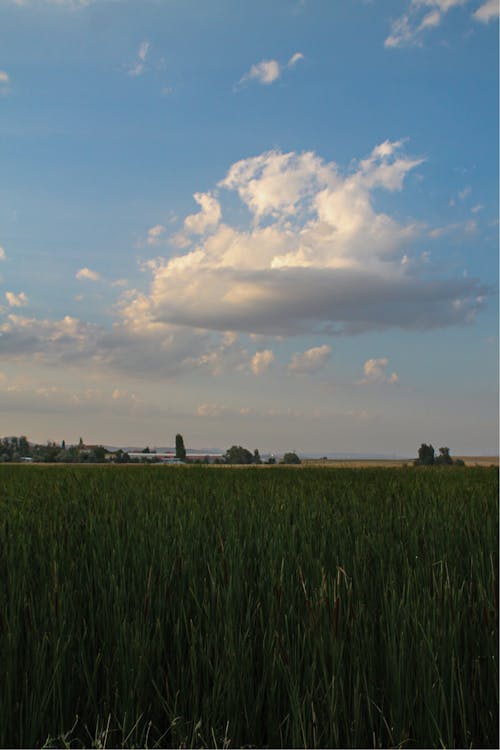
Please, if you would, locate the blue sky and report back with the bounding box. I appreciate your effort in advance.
[0,0,498,455]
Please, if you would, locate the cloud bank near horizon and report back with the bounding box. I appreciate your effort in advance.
[0,141,491,380]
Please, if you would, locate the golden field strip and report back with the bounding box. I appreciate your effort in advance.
[303,456,499,468]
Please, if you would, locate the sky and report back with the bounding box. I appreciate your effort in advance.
[0,0,498,456]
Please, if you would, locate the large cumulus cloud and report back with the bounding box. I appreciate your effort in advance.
[130,140,489,337]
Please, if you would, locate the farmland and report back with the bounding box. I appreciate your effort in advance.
[0,465,497,748]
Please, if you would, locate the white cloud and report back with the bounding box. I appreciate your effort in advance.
[239,407,256,417]
[219,150,331,220]
[428,219,479,237]
[385,13,415,47]
[0,308,222,380]
[419,9,442,28]
[287,52,305,67]
[236,51,303,88]
[127,40,150,77]
[111,387,139,405]
[238,58,281,86]
[5,291,29,308]
[0,70,10,95]
[183,192,221,235]
[0,245,6,260]
[385,0,469,48]
[146,224,167,246]
[138,41,150,61]
[251,349,274,375]
[196,403,226,417]
[288,345,331,374]
[196,402,256,417]
[473,0,499,22]
[76,267,101,282]
[0,142,490,382]
[127,141,487,338]
[471,204,484,213]
[361,357,399,384]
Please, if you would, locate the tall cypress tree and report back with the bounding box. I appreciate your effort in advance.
[175,434,186,460]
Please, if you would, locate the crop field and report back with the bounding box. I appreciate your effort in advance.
[0,466,497,749]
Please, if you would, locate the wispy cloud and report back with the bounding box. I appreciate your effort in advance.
[171,192,222,248]
[235,51,304,89]
[237,59,281,86]
[195,402,257,418]
[385,0,469,48]
[359,358,399,384]
[473,0,500,22]
[0,245,6,261]
[183,193,221,235]
[5,291,29,308]
[127,40,151,77]
[0,70,10,95]
[196,402,227,417]
[458,185,471,200]
[288,345,331,374]
[251,349,274,375]
[287,51,305,68]
[146,224,167,246]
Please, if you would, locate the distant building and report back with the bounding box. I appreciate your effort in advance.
[127,452,175,462]
[185,454,223,464]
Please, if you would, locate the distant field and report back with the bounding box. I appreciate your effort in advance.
[455,456,500,467]
[0,466,497,748]
[303,456,499,468]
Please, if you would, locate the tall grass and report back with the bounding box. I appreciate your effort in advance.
[0,466,497,748]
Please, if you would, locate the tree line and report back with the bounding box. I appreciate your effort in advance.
[0,434,301,465]
[222,445,300,465]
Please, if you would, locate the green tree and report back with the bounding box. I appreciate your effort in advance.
[435,446,453,465]
[223,445,254,464]
[416,444,435,465]
[253,449,262,465]
[282,451,301,464]
[88,446,106,463]
[115,449,130,464]
[43,441,60,463]
[175,434,186,460]
[19,436,30,456]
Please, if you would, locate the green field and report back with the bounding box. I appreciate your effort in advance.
[0,466,497,748]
